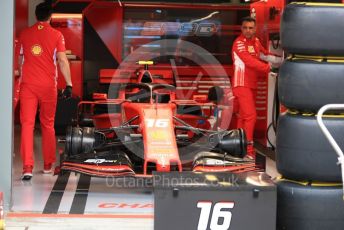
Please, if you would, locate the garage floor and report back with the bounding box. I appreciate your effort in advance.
[5,125,278,229]
[7,125,154,229]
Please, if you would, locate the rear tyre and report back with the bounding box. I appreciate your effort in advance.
[281,3,344,56]
[279,59,344,112]
[277,180,344,230]
[276,113,344,182]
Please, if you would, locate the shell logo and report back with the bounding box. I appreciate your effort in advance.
[150,131,168,141]
[31,44,43,56]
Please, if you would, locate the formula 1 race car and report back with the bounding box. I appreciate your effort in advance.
[59,61,256,177]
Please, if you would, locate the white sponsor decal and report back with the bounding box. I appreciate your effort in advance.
[145,118,169,128]
[84,159,117,164]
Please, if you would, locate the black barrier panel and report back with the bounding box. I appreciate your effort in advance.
[154,171,276,230]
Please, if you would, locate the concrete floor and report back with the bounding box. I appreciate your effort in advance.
[5,125,279,229]
[5,216,153,230]
[8,125,154,229]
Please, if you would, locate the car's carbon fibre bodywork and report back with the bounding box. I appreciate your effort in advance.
[60,66,258,177]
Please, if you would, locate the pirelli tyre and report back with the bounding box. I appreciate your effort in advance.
[276,180,344,230]
[281,3,344,56]
[279,58,344,112]
[276,113,344,182]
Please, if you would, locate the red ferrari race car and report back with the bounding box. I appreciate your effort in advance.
[59,61,256,177]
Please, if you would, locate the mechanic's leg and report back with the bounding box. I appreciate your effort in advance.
[236,114,244,130]
[39,86,57,166]
[232,87,256,158]
[20,84,39,168]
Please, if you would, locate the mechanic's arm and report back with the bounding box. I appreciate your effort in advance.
[57,52,72,86]
[15,39,22,77]
[233,42,269,73]
[16,55,23,77]
[257,40,283,67]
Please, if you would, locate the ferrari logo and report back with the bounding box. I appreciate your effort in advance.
[38,25,44,30]
[247,46,255,53]
[31,44,42,56]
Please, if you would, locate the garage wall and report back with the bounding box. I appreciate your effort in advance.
[0,0,14,210]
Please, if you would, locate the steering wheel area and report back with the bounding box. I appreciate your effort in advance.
[123,83,175,103]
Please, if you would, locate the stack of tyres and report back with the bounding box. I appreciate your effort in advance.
[276,3,344,230]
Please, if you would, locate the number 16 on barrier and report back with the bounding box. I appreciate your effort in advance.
[197,201,235,230]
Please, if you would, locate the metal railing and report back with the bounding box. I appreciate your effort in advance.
[317,104,344,199]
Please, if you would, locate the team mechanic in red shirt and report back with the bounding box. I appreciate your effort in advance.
[232,17,278,159]
[18,3,72,180]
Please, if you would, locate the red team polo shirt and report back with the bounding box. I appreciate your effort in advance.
[19,21,66,88]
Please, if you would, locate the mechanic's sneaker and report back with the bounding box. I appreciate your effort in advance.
[21,165,33,180]
[43,163,54,174]
[246,143,256,160]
